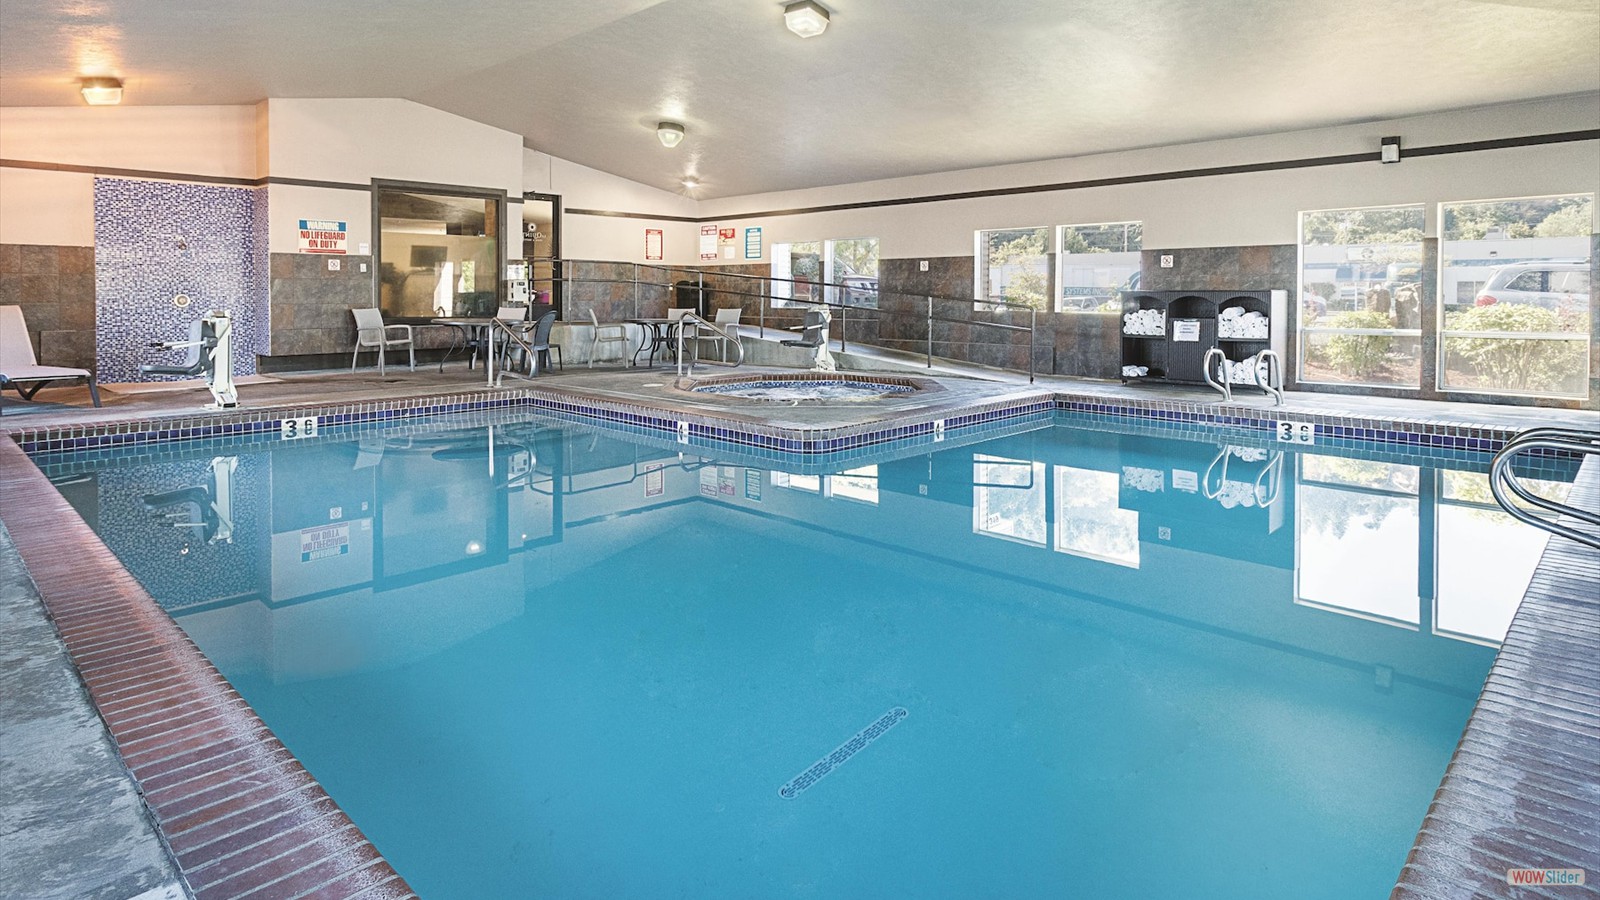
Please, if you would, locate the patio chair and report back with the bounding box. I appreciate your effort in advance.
[350,307,414,375]
[781,309,828,349]
[700,307,742,361]
[504,309,563,376]
[0,305,101,411]
[587,309,629,367]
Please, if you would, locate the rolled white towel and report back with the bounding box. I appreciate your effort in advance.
[1220,306,1243,319]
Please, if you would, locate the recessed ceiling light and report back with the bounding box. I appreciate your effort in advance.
[657,121,686,148]
[783,0,830,38]
[79,76,123,106]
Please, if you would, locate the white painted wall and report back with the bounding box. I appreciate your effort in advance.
[0,105,259,177]
[0,168,94,245]
[526,149,699,264]
[692,93,1600,260]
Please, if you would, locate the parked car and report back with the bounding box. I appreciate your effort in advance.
[1474,262,1591,312]
[840,274,878,305]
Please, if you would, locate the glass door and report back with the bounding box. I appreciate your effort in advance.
[522,193,561,314]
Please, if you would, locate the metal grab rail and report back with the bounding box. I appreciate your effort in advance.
[1490,427,1600,550]
[673,312,745,377]
[485,317,550,387]
[530,258,1038,383]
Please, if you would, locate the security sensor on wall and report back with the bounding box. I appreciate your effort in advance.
[1381,136,1401,164]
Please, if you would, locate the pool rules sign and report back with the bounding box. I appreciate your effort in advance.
[298,219,348,254]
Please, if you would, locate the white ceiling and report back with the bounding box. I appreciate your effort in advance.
[2,0,1597,198]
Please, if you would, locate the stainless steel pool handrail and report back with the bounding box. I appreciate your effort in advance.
[673,312,744,377]
[526,258,1038,383]
[1490,426,1600,550]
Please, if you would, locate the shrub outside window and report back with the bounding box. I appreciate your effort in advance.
[977,228,1052,311]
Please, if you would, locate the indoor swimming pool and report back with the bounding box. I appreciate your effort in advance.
[34,411,1578,899]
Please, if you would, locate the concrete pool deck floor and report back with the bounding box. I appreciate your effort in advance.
[1,351,1596,899]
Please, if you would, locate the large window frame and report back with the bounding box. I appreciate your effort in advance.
[1056,221,1142,313]
[976,227,1054,311]
[372,179,507,321]
[770,237,879,309]
[1436,193,1593,400]
[1296,204,1426,388]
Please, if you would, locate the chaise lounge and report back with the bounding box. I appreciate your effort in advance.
[0,305,101,413]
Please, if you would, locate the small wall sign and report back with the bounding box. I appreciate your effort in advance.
[645,228,664,261]
[699,225,719,261]
[298,219,347,254]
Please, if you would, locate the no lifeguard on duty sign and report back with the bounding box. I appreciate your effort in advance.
[298,219,347,254]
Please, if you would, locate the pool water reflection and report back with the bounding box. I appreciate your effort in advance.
[38,413,1574,900]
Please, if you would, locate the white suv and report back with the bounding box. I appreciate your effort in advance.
[1474,262,1591,313]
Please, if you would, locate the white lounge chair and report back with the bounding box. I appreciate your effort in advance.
[0,305,101,412]
[587,309,629,367]
[700,307,742,361]
[350,307,414,375]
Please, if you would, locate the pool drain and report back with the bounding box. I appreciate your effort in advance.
[779,707,908,799]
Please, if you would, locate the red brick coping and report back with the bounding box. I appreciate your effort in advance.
[0,435,417,900]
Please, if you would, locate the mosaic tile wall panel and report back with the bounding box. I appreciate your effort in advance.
[0,244,96,371]
[94,178,264,382]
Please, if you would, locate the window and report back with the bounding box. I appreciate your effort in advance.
[1057,222,1141,313]
[376,187,502,319]
[1438,194,1592,399]
[770,238,879,308]
[977,227,1052,311]
[1297,205,1425,387]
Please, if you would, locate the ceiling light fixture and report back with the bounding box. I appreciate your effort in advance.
[681,177,700,190]
[79,76,123,106]
[783,0,830,37]
[657,121,686,148]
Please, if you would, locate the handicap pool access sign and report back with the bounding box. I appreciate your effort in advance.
[298,220,348,254]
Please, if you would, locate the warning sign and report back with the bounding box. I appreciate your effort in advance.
[299,523,350,561]
[298,219,348,255]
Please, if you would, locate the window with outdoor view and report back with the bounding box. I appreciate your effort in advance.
[1057,222,1142,313]
[1297,206,1425,387]
[977,227,1052,311]
[1438,194,1592,399]
[770,238,879,309]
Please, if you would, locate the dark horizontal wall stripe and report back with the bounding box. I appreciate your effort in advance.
[1,157,260,187]
[10,128,1597,222]
[564,207,700,223]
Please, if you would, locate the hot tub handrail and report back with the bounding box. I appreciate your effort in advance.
[674,312,744,378]
[524,258,1038,383]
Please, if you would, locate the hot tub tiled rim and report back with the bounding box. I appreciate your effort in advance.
[2,382,1596,899]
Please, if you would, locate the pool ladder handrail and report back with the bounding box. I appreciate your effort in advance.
[1490,426,1600,550]
[674,312,744,378]
[1201,347,1283,406]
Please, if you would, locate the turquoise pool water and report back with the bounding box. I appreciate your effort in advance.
[40,412,1574,899]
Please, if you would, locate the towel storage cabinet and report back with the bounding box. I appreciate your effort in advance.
[1120,289,1286,385]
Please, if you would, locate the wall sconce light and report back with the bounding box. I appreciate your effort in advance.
[1380,136,1401,164]
[80,76,123,106]
[657,122,686,148]
[784,0,830,38]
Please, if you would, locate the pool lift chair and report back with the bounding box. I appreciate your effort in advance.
[141,310,239,409]
[141,456,238,545]
[781,308,836,372]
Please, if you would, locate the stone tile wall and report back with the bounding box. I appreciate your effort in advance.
[267,252,383,357]
[0,244,97,371]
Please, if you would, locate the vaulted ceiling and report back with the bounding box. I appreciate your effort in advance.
[2,0,1597,198]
